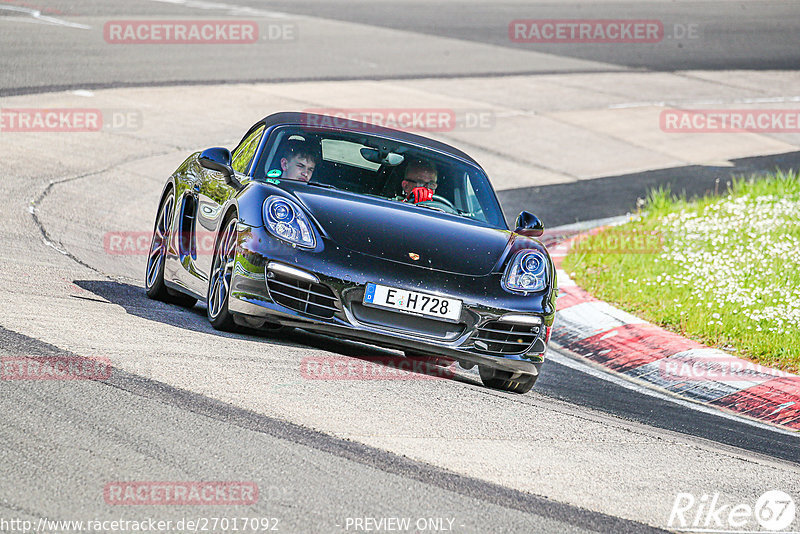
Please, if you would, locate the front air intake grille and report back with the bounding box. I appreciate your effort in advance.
[473,321,541,355]
[350,302,466,340]
[267,273,338,319]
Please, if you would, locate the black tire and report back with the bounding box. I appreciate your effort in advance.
[145,190,197,308]
[478,365,537,393]
[207,214,239,331]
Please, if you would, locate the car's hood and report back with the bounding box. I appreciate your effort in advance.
[294,189,512,276]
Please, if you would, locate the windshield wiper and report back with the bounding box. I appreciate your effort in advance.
[306,182,339,190]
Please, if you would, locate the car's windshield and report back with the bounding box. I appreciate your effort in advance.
[253,126,506,228]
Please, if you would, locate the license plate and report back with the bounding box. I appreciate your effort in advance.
[363,283,462,322]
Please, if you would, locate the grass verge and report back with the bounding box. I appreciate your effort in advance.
[562,169,800,373]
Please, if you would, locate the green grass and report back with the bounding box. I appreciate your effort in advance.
[563,169,800,373]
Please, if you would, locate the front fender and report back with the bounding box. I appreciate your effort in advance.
[231,182,286,227]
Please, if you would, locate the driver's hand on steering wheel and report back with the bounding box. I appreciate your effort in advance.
[407,186,433,203]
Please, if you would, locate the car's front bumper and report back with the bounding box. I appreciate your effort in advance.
[228,224,556,375]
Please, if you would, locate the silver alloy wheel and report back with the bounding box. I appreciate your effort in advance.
[145,193,174,289]
[208,218,237,319]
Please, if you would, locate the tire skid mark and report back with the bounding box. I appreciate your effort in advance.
[0,324,663,534]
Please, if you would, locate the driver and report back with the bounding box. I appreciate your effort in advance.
[279,139,318,182]
[397,159,438,203]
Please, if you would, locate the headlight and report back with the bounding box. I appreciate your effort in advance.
[263,197,316,248]
[503,250,548,292]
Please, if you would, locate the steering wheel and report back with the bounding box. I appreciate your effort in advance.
[416,195,458,214]
[432,195,456,209]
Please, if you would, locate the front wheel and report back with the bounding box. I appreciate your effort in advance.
[478,366,537,393]
[207,215,239,331]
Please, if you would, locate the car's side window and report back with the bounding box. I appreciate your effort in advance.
[231,125,265,175]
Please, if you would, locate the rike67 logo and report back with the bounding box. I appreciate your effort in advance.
[668,491,796,532]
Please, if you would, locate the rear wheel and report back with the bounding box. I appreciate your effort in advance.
[145,191,197,307]
[478,366,537,394]
[207,215,239,331]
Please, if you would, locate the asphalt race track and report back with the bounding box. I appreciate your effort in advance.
[3,0,800,95]
[1,1,799,533]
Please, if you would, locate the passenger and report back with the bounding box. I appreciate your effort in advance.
[397,159,438,203]
[279,139,318,182]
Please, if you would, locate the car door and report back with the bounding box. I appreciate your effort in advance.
[194,124,266,281]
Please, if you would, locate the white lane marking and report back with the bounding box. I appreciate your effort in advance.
[72,90,95,97]
[548,345,798,436]
[0,6,90,30]
[149,0,291,19]
[609,95,800,109]
[770,402,796,416]
[555,270,576,287]
[557,299,647,334]
[547,215,632,234]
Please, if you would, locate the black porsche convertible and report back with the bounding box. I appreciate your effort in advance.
[145,112,557,393]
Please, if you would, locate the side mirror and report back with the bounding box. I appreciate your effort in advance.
[199,147,241,188]
[514,211,544,237]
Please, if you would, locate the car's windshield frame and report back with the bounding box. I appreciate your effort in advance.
[253,124,508,229]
